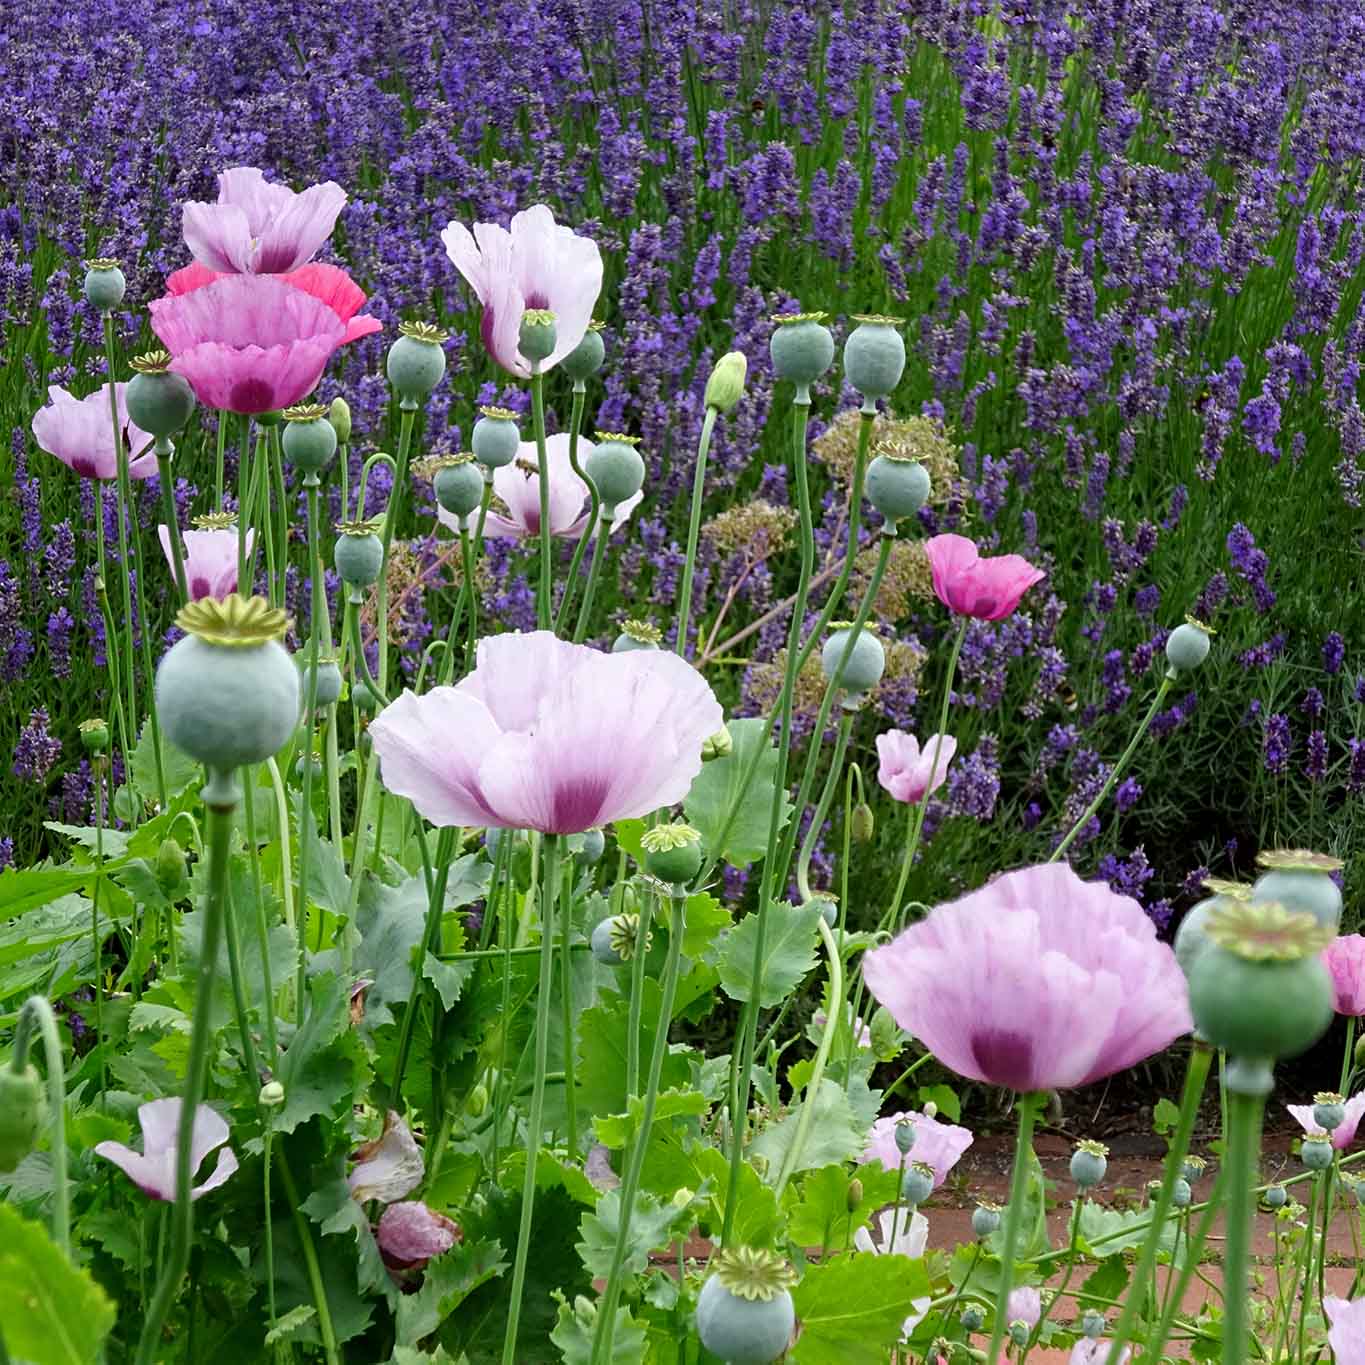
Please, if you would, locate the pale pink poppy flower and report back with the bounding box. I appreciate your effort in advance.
[862,1109,973,1188]
[369,630,723,835]
[852,1208,931,1338]
[182,166,347,275]
[1007,1287,1041,1328]
[166,260,381,346]
[924,533,1045,621]
[31,384,157,481]
[149,275,346,414]
[1323,935,1365,1015]
[875,730,957,804]
[93,1098,237,1201]
[438,433,641,541]
[158,525,253,600]
[1070,1340,1129,1364]
[812,1006,872,1049]
[441,204,603,378]
[1287,1092,1365,1151]
[1327,1296,1365,1364]
[376,1201,461,1270]
[348,1111,423,1203]
[862,863,1192,1092]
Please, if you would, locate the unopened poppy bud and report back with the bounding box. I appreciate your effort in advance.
[328,396,352,444]
[259,1081,285,1107]
[83,257,126,312]
[702,724,733,760]
[577,828,605,864]
[519,308,557,363]
[79,717,110,754]
[1171,1177,1192,1207]
[847,1177,863,1211]
[810,896,837,928]
[704,351,748,413]
[901,1161,934,1206]
[465,1083,488,1116]
[922,1101,937,1119]
[1082,1311,1105,1338]
[1009,1321,1030,1347]
[961,1305,985,1331]
[155,838,185,894]
[0,1065,45,1172]
[851,801,875,843]
[1355,1034,1365,1070]
[561,321,606,382]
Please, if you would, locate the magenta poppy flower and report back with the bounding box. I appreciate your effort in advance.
[149,276,347,414]
[1287,1092,1365,1150]
[875,730,957,804]
[862,863,1192,1092]
[1006,1287,1041,1328]
[166,261,381,346]
[377,1201,461,1270]
[369,630,723,835]
[348,1111,423,1204]
[1327,1297,1365,1365]
[924,533,1045,621]
[437,433,640,542]
[1324,935,1365,1015]
[31,384,157,481]
[182,166,347,275]
[158,525,253,600]
[862,1108,973,1188]
[441,204,603,378]
[93,1098,237,1201]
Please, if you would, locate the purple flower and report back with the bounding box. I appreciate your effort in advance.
[1324,632,1347,675]
[1263,713,1292,774]
[1306,730,1329,783]
[13,709,60,782]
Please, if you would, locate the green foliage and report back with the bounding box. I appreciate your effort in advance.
[576,1188,687,1279]
[786,1162,900,1250]
[394,1240,507,1346]
[577,984,692,1119]
[684,718,793,867]
[550,1293,647,1365]
[716,903,821,1007]
[275,973,369,1134]
[751,1080,866,1178]
[789,1252,930,1364]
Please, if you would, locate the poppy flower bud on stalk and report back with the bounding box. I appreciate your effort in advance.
[328,396,351,444]
[79,717,110,755]
[704,350,747,413]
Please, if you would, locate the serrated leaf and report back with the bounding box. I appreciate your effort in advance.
[275,973,365,1134]
[129,1002,191,1034]
[0,1203,116,1364]
[550,1293,646,1364]
[394,1239,507,1346]
[264,1305,316,1347]
[683,717,792,867]
[787,1163,899,1251]
[423,951,473,1011]
[789,1252,930,1364]
[299,1177,393,1298]
[1077,1201,1177,1256]
[751,1080,865,1180]
[576,985,691,1120]
[0,869,92,921]
[129,720,201,801]
[351,873,428,1029]
[576,1189,683,1280]
[716,903,820,1007]
[42,823,131,859]
[681,892,730,959]
[594,1088,708,1150]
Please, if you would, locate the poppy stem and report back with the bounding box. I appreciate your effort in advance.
[674,404,719,657]
[555,379,596,635]
[156,438,190,602]
[531,365,553,631]
[984,1091,1041,1365]
[12,996,69,1254]
[1220,1087,1265,1365]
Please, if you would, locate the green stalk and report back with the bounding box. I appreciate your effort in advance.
[571,512,612,643]
[673,404,718,655]
[102,313,139,767]
[91,756,107,1105]
[274,1148,340,1365]
[795,711,854,904]
[155,439,189,602]
[1221,1090,1265,1365]
[560,854,578,1157]
[553,381,595,635]
[213,413,228,513]
[221,877,259,1081]
[236,419,253,586]
[241,778,279,1064]
[12,997,69,1253]
[530,366,552,630]
[134,769,238,1365]
[502,835,560,1365]
[377,406,418,694]
[267,427,289,609]
[92,486,132,799]
[625,889,650,1101]
[984,1092,1042,1365]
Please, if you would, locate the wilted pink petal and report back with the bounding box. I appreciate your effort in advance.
[875,731,957,805]
[1007,1287,1041,1328]
[1324,936,1365,1015]
[1327,1297,1365,1365]
[1070,1341,1129,1365]
[441,205,602,378]
[1287,1092,1365,1150]
[376,1201,461,1269]
[348,1111,424,1203]
[159,526,252,600]
[32,384,157,481]
[585,1144,620,1192]
[862,864,1191,1092]
[862,1109,973,1188]
[93,1098,238,1202]
[924,533,1045,621]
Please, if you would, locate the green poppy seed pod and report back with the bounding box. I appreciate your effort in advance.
[901,1162,934,1206]
[577,828,605,864]
[155,837,186,895]
[641,823,703,885]
[1302,1136,1334,1171]
[1171,1177,1193,1207]
[83,259,126,312]
[1173,897,1220,979]
[434,458,485,519]
[79,717,110,754]
[844,315,906,399]
[259,1080,285,1108]
[1262,1183,1288,1209]
[1314,1094,1346,1131]
[0,1066,46,1173]
[561,323,606,381]
[961,1305,985,1332]
[585,434,645,511]
[301,657,343,708]
[519,309,557,363]
[590,917,626,966]
[810,896,837,928]
[387,322,448,399]
[846,1177,863,1212]
[1181,1155,1207,1184]
[1250,852,1343,929]
[1082,1311,1105,1339]
[351,679,381,715]
[695,1275,796,1365]
[704,350,748,413]
[328,396,352,444]
[851,801,875,844]
[612,620,662,653]
[472,407,520,469]
[126,362,197,438]
[335,531,384,588]
[821,625,885,696]
[769,313,835,396]
[866,454,932,525]
[971,1203,1001,1239]
[1070,1142,1108,1190]
[282,407,338,474]
[1166,619,1213,674]
[894,1119,916,1155]
[1009,1321,1030,1348]
[156,597,301,771]
[294,753,324,784]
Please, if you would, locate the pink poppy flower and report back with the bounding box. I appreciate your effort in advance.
[166,260,381,346]
[862,863,1192,1092]
[93,1098,237,1201]
[31,384,157,481]
[1287,1092,1365,1151]
[1324,935,1365,1015]
[376,1201,461,1270]
[441,204,603,378]
[158,525,253,601]
[348,1111,423,1203]
[1327,1296,1365,1365]
[875,730,957,804]
[437,433,640,541]
[852,1208,931,1339]
[182,166,347,275]
[369,630,723,835]
[149,275,346,414]
[862,1109,973,1188]
[1070,1342,1129,1365]
[1007,1287,1041,1328]
[924,533,1045,621]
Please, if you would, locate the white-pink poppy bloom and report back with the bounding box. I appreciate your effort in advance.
[852,1208,931,1339]
[183,167,347,275]
[31,384,157,481]
[1287,1092,1365,1151]
[158,526,253,601]
[93,1098,237,1201]
[348,1111,424,1204]
[441,204,603,378]
[1007,1286,1041,1328]
[438,433,640,542]
[1323,935,1365,1015]
[377,1201,461,1269]
[1327,1297,1365,1365]
[369,631,723,835]
[875,730,957,804]
[862,1109,973,1188]
[1070,1341,1129,1365]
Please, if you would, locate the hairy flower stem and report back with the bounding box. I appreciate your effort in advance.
[796,711,854,904]
[572,511,612,644]
[502,835,560,1365]
[240,779,277,1061]
[593,889,687,1364]
[235,420,253,586]
[213,412,228,513]
[625,887,651,1100]
[155,439,189,601]
[1050,673,1174,865]
[560,854,578,1157]
[12,996,69,1253]
[134,770,238,1365]
[674,404,718,656]
[92,488,132,797]
[985,1091,1042,1365]
[1221,1089,1264,1365]
[1103,1040,1212,1365]
[91,758,107,1105]
[531,366,552,631]
[554,380,595,635]
[378,405,418,692]
[103,313,140,768]
[267,428,289,608]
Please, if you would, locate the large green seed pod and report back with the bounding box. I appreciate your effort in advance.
[866,453,931,524]
[769,312,835,390]
[641,822,702,885]
[386,321,448,399]
[1165,617,1214,674]
[586,432,645,510]
[472,406,520,468]
[335,522,384,588]
[431,454,485,519]
[843,314,906,398]
[83,257,126,312]
[821,624,885,695]
[282,403,339,473]
[1249,849,1343,930]
[695,1248,797,1365]
[127,351,196,437]
[560,321,606,381]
